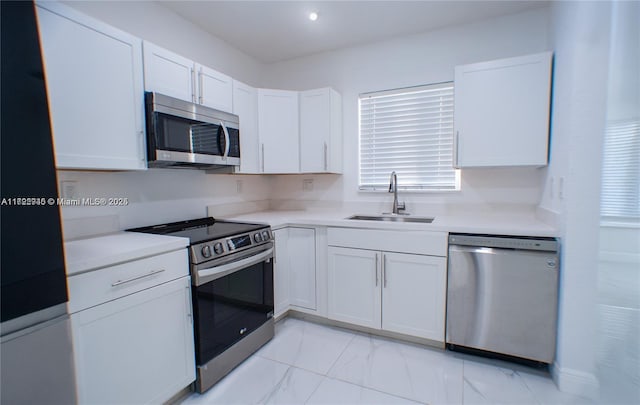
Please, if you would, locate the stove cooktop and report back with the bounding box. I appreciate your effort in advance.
[127,217,269,245]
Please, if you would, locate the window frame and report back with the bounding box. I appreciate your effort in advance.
[357,82,460,193]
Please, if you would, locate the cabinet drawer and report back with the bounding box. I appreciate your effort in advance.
[68,249,189,313]
[327,228,447,257]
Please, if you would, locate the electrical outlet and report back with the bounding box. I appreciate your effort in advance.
[302,179,314,192]
[61,181,78,199]
[236,180,243,194]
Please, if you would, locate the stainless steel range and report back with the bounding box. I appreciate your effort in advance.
[128,217,274,393]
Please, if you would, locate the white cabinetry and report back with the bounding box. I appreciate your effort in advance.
[453,52,553,167]
[67,248,195,404]
[327,247,380,329]
[300,88,343,173]
[36,2,145,170]
[273,228,290,317]
[273,227,318,316]
[258,89,300,173]
[327,228,447,342]
[143,41,232,112]
[232,80,260,173]
[288,227,317,310]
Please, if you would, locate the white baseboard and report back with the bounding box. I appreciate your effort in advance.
[551,362,599,399]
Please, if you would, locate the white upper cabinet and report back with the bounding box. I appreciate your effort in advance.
[232,80,260,174]
[300,88,343,173]
[453,52,553,168]
[258,89,300,173]
[143,42,194,103]
[197,63,233,112]
[36,2,146,170]
[143,41,232,113]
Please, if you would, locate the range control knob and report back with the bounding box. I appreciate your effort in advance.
[254,233,263,243]
[201,245,212,258]
[261,231,270,241]
[213,242,224,255]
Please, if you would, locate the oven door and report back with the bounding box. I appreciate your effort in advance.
[191,246,274,366]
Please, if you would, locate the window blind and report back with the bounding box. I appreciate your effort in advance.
[358,83,459,191]
[601,119,640,220]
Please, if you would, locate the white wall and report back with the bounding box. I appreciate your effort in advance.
[262,8,551,214]
[540,0,613,397]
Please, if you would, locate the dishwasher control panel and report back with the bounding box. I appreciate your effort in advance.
[448,233,558,252]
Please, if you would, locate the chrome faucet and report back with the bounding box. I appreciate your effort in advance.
[388,171,406,215]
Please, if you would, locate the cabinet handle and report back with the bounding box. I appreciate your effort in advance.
[261,144,265,172]
[185,286,193,324]
[375,253,379,286]
[111,269,165,287]
[190,68,196,103]
[383,254,387,288]
[324,142,328,171]
[198,67,204,104]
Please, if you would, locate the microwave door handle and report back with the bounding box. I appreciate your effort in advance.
[221,121,230,158]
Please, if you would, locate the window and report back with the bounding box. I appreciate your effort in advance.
[358,83,459,191]
[601,119,640,221]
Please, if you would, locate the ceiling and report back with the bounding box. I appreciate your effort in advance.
[159,1,549,64]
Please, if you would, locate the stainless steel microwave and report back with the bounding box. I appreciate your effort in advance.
[145,92,240,169]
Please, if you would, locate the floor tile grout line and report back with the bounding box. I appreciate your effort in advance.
[324,328,359,377]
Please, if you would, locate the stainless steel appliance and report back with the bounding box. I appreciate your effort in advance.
[128,218,274,393]
[1,2,77,402]
[145,92,240,170]
[446,233,559,364]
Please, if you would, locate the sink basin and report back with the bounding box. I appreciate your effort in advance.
[347,214,434,224]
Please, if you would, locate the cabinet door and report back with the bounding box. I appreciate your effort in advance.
[233,80,260,173]
[197,64,232,112]
[273,228,290,317]
[36,3,145,170]
[288,227,316,310]
[300,88,342,173]
[143,41,195,103]
[381,252,446,341]
[327,247,380,329]
[454,52,552,167]
[258,89,300,173]
[71,276,195,404]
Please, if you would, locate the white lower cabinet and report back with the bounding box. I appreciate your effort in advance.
[274,227,318,316]
[288,227,317,310]
[327,228,447,342]
[381,252,446,341]
[68,246,195,405]
[327,247,380,329]
[72,276,194,404]
[273,228,290,317]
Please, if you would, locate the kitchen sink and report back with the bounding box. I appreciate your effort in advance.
[346,214,435,224]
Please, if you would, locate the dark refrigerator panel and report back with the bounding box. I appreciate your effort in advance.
[0,1,68,323]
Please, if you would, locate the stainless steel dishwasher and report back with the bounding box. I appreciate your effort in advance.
[446,234,559,364]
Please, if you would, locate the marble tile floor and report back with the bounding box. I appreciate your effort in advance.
[180,318,600,405]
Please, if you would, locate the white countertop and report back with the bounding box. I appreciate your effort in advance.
[65,232,189,276]
[222,209,557,237]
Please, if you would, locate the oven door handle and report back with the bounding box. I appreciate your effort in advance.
[197,247,273,285]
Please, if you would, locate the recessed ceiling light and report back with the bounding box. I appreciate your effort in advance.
[309,11,319,21]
